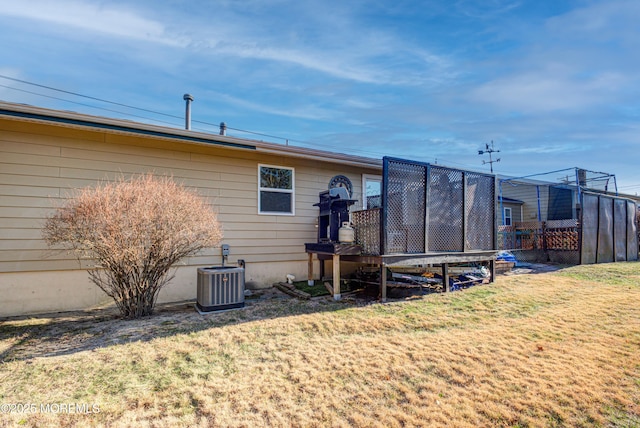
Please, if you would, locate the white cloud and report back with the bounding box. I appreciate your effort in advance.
[546,0,640,42]
[211,42,387,84]
[454,0,522,19]
[471,70,627,113]
[515,144,589,155]
[467,0,639,114]
[205,90,336,121]
[0,0,453,86]
[342,98,378,109]
[0,0,185,46]
[197,28,452,86]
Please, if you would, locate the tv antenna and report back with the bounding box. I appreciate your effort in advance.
[478,141,501,173]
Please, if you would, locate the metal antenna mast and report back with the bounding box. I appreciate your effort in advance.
[478,140,501,173]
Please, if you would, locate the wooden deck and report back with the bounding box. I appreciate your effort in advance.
[305,243,497,301]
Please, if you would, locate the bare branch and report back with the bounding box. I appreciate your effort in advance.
[43,174,223,318]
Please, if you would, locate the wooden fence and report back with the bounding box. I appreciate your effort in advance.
[498,220,579,252]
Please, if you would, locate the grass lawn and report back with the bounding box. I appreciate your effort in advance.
[1,262,639,427]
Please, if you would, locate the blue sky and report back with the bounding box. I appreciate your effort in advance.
[1,0,639,193]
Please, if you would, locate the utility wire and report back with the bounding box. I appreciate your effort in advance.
[617,183,640,190]
[0,74,399,159]
[0,74,327,145]
[0,75,184,120]
[0,74,350,150]
[499,168,577,183]
[2,74,637,181]
[3,75,578,172]
[0,84,180,127]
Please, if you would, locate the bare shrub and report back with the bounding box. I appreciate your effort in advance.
[43,174,223,318]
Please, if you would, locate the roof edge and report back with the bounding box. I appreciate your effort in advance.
[0,101,382,169]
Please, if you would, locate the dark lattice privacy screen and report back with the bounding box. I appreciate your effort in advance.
[580,192,638,264]
[382,157,496,254]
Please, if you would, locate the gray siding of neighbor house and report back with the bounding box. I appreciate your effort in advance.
[501,181,583,222]
[500,182,550,222]
[500,202,522,225]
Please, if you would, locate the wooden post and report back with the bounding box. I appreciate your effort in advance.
[380,264,387,302]
[442,263,450,292]
[332,254,341,300]
[307,252,314,286]
[489,259,495,283]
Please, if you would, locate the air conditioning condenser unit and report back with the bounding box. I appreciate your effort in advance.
[196,266,245,313]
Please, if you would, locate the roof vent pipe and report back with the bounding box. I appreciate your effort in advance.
[183,94,194,130]
[219,122,227,136]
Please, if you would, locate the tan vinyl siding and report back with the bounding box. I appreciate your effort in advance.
[0,118,377,278]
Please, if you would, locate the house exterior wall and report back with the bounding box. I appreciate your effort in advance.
[0,118,379,316]
[500,182,550,222]
[501,181,584,222]
[499,202,522,225]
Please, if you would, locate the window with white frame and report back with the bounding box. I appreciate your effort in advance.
[362,174,382,209]
[258,165,294,215]
[504,207,512,226]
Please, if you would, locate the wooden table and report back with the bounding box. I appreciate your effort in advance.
[304,242,363,300]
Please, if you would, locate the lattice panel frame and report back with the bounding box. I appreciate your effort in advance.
[352,208,381,255]
[380,157,497,255]
[427,166,464,251]
[465,172,496,250]
[383,160,426,254]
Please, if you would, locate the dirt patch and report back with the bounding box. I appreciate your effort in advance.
[503,262,564,275]
[0,288,292,361]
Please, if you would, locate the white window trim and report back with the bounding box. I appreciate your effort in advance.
[258,164,295,216]
[362,174,382,210]
[504,207,512,226]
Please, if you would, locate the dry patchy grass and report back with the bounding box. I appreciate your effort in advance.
[1,262,639,427]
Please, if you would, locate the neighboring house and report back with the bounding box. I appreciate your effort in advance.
[500,173,640,223]
[498,172,638,264]
[0,102,382,317]
[500,178,579,222]
[497,196,523,226]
